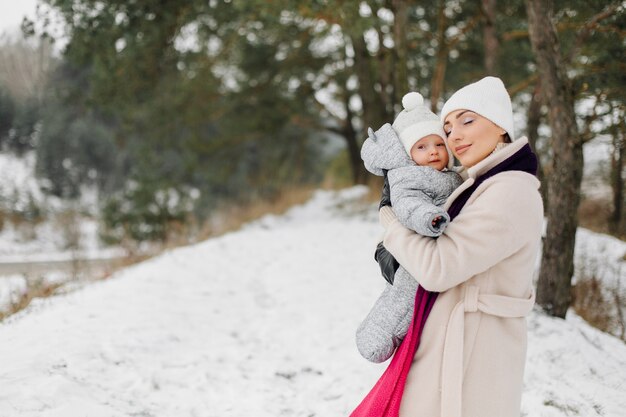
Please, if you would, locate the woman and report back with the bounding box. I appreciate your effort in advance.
[377,76,543,417]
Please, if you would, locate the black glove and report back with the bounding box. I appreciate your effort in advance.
[374,241,400,285]
[379,169,391,209]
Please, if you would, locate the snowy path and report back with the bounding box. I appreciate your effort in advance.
[0,187,625,417]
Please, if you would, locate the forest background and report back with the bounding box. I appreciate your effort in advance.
[0,0,624,323]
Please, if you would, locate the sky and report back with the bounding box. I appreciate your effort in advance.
[0,0,39,36]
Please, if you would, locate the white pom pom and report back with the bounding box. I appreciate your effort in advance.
[402,92,424,111]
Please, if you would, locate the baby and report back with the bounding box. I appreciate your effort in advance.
[357,92,463,363]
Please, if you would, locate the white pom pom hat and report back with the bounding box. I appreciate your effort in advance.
[392,92,452,168]
[440,76,516,140]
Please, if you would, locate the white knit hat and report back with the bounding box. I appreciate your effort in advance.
[392,92,448,155]
[440,76,515,140]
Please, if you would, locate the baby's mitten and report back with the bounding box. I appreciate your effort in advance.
[387,166,458,237]
[360,124,414,175]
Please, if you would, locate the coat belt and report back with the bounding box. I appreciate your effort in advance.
[440,285,535,417]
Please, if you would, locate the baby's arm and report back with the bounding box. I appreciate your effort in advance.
[387,167,455,236]
[395,190,450,236]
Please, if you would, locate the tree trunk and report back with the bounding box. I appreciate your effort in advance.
[526,0,583,318]
[526,81,547,207]
[481,0,499,74]
[392,0,409,100]
[351,34,386,133]
[609,121,625,236]
[430,1,448,113]
[377,45,394,121]
[341,79,367,185]
[371,7,394,119]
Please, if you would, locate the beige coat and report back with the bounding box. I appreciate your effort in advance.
[379,137,543,417]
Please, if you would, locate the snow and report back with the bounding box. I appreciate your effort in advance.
[574,228,626,289]
[525,311,626,417]
[572,227,626,340]
[0,151,127,312]
[582,134,613,200]
[0,152,46,212]
[0,186,625,416]
[0,151,125,262]
[0,274,27,311]
[0,218,125,263]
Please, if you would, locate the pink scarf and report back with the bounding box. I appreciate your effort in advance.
[350,286,438,416]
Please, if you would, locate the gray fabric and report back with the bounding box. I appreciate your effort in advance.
[360,123,414,176]
[357,126,463,363]
[356,267,418,363]
[388,166,463,237]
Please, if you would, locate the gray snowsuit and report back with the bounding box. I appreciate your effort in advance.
[357,123,462,363]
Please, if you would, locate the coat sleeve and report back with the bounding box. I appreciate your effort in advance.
[381,175,543,292]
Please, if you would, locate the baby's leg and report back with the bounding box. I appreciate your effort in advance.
[392,267,418,339]
[355,266,418,363]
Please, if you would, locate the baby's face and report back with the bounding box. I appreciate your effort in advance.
[409,135,449,171]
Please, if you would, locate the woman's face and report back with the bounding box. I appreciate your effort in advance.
[443,110,506,168]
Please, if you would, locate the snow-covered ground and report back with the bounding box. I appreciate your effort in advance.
[0,152,49,213]
[0,187,624,417]
[0,151,124,262]
[0,151,126,312]
[0,217,125,263]
[581,134,614,200]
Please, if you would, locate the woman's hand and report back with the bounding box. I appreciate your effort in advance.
[375,206,401,285]
[374,242,399,285]
[379,205,399,229]
[376,173,401,285]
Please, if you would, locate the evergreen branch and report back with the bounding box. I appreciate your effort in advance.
[565,3,623,65]
[447,13,482,49]
[508,74,539,97]
[503,5,621,43]
[502,23,580,41]
[310,93,347,131]
[579,92,613,144]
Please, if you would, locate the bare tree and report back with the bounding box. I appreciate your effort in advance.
[0,34,55,104]
[526,0,583,318]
